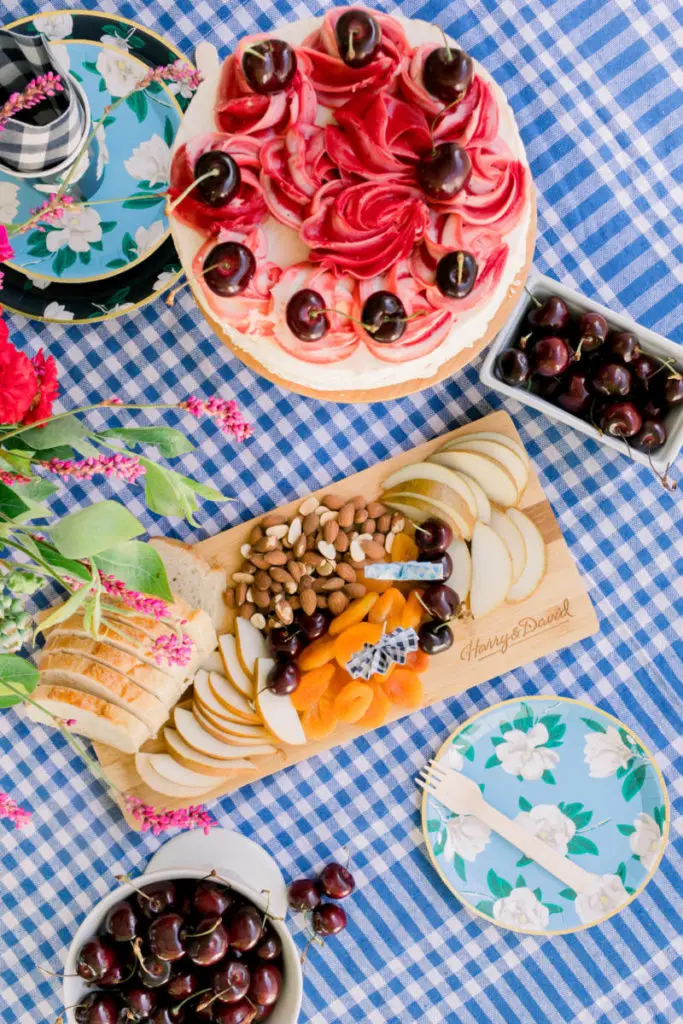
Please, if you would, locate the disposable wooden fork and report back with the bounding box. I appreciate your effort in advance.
[417,759,599,894]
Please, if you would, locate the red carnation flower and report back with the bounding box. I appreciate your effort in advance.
[0,338,38,424]
[22,349,59,425]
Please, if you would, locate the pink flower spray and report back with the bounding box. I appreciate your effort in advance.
[0,793,32,829]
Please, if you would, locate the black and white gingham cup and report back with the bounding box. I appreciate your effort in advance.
[0,29,87,175]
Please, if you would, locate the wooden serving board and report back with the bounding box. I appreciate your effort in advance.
[94,412,598,827]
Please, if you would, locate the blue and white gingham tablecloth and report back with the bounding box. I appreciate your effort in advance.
[1,2,681,1022]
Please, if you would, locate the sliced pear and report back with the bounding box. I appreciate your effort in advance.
[454,471,491,523]
[204,669,259,722]
[469,522,512,618]
[194,669,260,726]
[201,650,224,674]
[442,430,530,468]
[447,538,472,604]
[174,708,277,760]
[382,462,478,521]
[193,702,270,742]
[489,507,526,584]
[255,659,306,746]
[443,439,528,497]
[506,509,547,602]
[149,752,222,790]
[235,618,268,678]
[164,728,253,776]
[429,450,519,507]
[219,633,253,698]
[135,751,213,797]
[383,482,474,540]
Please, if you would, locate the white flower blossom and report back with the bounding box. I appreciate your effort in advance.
[497,723,559,781]
[167,79,194,100]
[46,207,102,255]
[124,135,170,186]
[26,275,51,291]
[134,220,165,258]
[629,813,662,872]
[100,31,133,53]
[584,726,632,779]
[574,874,628,924]
[447,744,464,772]
[493,887,549,930]
[444,814,490,862]
[35,14,73,39]
[515,803,576,855]
[0,182,20,224]
[96,50,142,98]
[153,270,178,292]
[43,301,74,321]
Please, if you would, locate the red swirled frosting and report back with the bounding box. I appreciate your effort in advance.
[445,140,529,240]
[325,92,430,181]
[215,36,317,137]
[193,229,281,336]
[269,262,360,363]
[300,8,410,108]
[169,132,267,234]
[260,125,338,229]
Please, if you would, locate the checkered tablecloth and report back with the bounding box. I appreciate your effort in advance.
[1,1,681,1022]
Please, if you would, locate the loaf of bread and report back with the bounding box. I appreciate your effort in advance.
[25,685,151,753]
[149,537,227,630]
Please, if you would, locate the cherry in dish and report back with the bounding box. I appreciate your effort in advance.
[527,295,569,333]
[203,243,255,298]
[213,959,251,1003]
[417,142,471,201]
[556,365,591,416]
[242,39,297,94]
[436,251,478,299]
[335,9,381,68]
[599,401,642,438]
[530,335,570,377]
[361,291,407,343]
[192,879,232,917]
[286,289,329,341]
[575,311,608,355]
[74,993,119,1024]
[496,348,530,387]
[194,152,241,207]
[423,46,473,104]
[76,938,117,982]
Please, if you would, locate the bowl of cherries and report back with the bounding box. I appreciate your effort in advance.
[63,869,303,1024]
[481,273,683,478]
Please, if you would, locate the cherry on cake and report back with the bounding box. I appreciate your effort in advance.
[169,8,535,400]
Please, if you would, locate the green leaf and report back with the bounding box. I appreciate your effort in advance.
[101,116,116,129]
[33,540,91,582]
[484,753,501,769]
[476,900,495,918]
[515,874,526,888]
[79,250,91,266]
[82,60,99,73]
[92,541,172,601]
[426,819,441,833]
[20,415,88,451]
[0,655,39,708]
[37,583,92,635]
[143,462,199,524]
[164,115,175,148]
[0,480,32,520]
[491,736,505,746]
[547,724,566,742]
[616,861,627,883]
[541,770,556,785]
[653,805,665,833]
[625,885,635,895]
[49,501,144,558]
[122,232,137,261]
[98,78,107,92]
[0,448,34,476]
[499,721,512,734]
[516,855,532,867]
[176,471,228,502]
[99,426,194,459]
[487,869,511,899]
[106,259,129,270]
[146,80,163,94]
[91,240,104,252]
[617,824,636,836]
[581,717,606,733]
[558,888,576,901]
[136,181,153,190]
[69,70,83,83]
[16,479,57,502]
[533,887,542,902]
[463,744,474,762]
[100,221,117,234]
[561,802,582,817]
[452,854,466,882]
[53,246,78,276]
[126,90,148,123]
[566,835,598,856]
[122,194,165,209]
[518,796,532,812]
[540,714,561,729]
[545,904,564,915]
[26,230,50,257]
[433,828,446,856]
[571,811,593,831]
[616,764,630,779]
[622,764,646,802]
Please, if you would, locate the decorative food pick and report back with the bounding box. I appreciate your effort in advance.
[364,560,445,581]
[346,627,419,680]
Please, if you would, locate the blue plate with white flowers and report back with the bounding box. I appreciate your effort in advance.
[0,11,188,322]
[422,696,668,935]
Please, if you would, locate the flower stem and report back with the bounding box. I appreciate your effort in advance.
[167,168,220,214]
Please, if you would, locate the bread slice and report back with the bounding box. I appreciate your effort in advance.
[149,537,227,629]
[25,685,150,753]
[44,622,183,682]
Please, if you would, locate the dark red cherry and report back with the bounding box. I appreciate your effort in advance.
[530,335,570,376]
[556,365,591,416]
[418,620,454,655]
[267,625,305,659]
[75,994,119,1024]
[312,903,347,936]
[420,583,460,623]
[167,970,198,1000]
[414,518,453,556]
[294,608,327,641]
[631,353,659,386]
[195,152,241,207]
[534,375,563,401]
[248,964,282,1007]
[662,374,683,406]
[633,418,667,452]
[527,296,569,333]
[600,401,642,438]
[150,1008,184,1024]
[139,955,171,989]
[203,242,255,298]
[319,862,356,900]
[185,915,229,966]
[149,913,186,962]
[606,330,640,364]
[100,954,135,987]
[286,288,329,342]
[105,900,139,943]
[77,938,117,982]
[226,904,262,952]
[252,1008,273,1023]
[192,879,232,917]
[591,361,631,397]
[214,1001,257,1024]
[255,926,281,961]
[641,391,668,420]
[435,250,477,299]
[213,959,251,1003]
[362,290,407,343]
[122,987,157,1022]
[266,658,300,695]
[423,46,473,104]
[288,877,321,911]
[496,348,530,387]
[136,880,176,919]
[417,142,471,201]
[335,9,381,68]
[576,311,608,354]
[417,550,453,582]
[242,39,297,94]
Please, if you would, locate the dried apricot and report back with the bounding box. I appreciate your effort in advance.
[391,532,418,562]
[405,649,430,674]
[298,636,336,671]
[328,593,378,635]
[291,663,335,711]
[333,681,374,723]
[380,667,423,709]
[368,588,406,632]
[301,698,338,741]
[359,574,393,594]
[357,683,391,729]
[401,589,424,630]
[333,621,383,668]
[329,666,352,697]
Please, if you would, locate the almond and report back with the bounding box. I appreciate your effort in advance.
[367,501,387,518]
[298,495,318,516]
[345,583,367,599]
[316,595,328,609]
[385,532,395,554]
[270,580,283,594]
[322,494,345,511]
[317,558,336,577]
[239,602,255,619]
[235,582,248,605]
[274,598,294,625]
[339,501,355,529]
[364,519,376,535]
[349,539,366,563]
[262,512,286,529]
[253,589,271,609]
[303,551,324,568]
[323,520,339,545]
[377,513,392,534]
[287,517,302,546]
[317,540,337,561]
[254,570,271,590]
[287,560,305,583]
[264,549,288,566]
[319,509,339,526]
[266,523,288,539]
[293,534,307,558]
[300,589,317,616]
[354,507,368,525]
[249,553,270,571]
[353,496,366,509]
[390,513,406,533]
[328,591,348,616]
[232,571,255,584]
[249,525,264,544]
[321,577,345,592]
[334,531,349,553]
[270,567,294,584]
[250,612,266,631]
[240,543,252,559]
[373,532,386,548]
[303,512,320,535]
[336,563,356,583]
[362,540,386,561]
[254,535,278,553]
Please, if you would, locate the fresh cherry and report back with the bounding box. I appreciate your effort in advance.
[423,46,473,104]
[288,878,321,912]
[294,608,328,641]
[662,375,683,406]
[195,152,241,207]
[641,390,668,420]
[496,348,530,387]
[255,926,282,961]
[193,879,232,917]
[227,904,262,952]
[167,970,198,1000]
[150,1008,184,1024]
[203,242,255,298]
[362,291,407,344]
[149,913,186,962]
[267,625,305,659]
[606,330,640,364]
[249,964,282,1007]
[335,9,381,68]
[631,353,659,386]
[100,955,135,987]
[591,361,631,397]
[266,658,300,695]
[417,142,471,201]
[286,288,329,342]
[242,39,297,94]
[139,956,172,989]
[418,550,453,581]
[418,620,454,655]
[633,418,667,452]
[414,518,452,555]
[213,959,251,1003]
[312,903,347,936]
[556,365,591,416]
[319,862,355,900]
[600,401,642,438]
[435,251,477,299]
[530,335,570,376]
[576,311,608,354]
[75,994,119,1024]
[136,880,176,918]
[185,915,229,966]
[104,900,139,943]
[121,988,157,1022]
[527,296,569,333]
[420,583,460,622]
[77,939,117,982]
[214,1002,257,1024]
[253,1008,273,1023]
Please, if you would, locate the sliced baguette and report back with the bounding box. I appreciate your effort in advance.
[201,650,224,674]
[149,537,227,629]
[174,708,277,760]
[135,752,214,797]
[164,728,254,776]
[25,685,149,753]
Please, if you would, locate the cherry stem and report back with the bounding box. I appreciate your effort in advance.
[518,332,532,350]
[183,917,221,939]
[166,167,220,214]
[37,965,79,978]
[175,987,212,1013]
[429,95,462,148]
[346,27,357,62]
[647,448,677,492]
[310,306,427,335]
[242,45,268,61]
[114,873,152,901]
[523,286,542,307]
[165,258,236,307]
[439,27,452,61]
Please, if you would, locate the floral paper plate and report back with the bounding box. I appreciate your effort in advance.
[0,11,190,322]
[422,696,668,935]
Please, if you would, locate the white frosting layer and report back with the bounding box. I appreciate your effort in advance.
[172,15,533,394]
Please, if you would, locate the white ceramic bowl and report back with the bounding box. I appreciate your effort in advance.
[63,867,303,1023]
[481,271,683,471]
